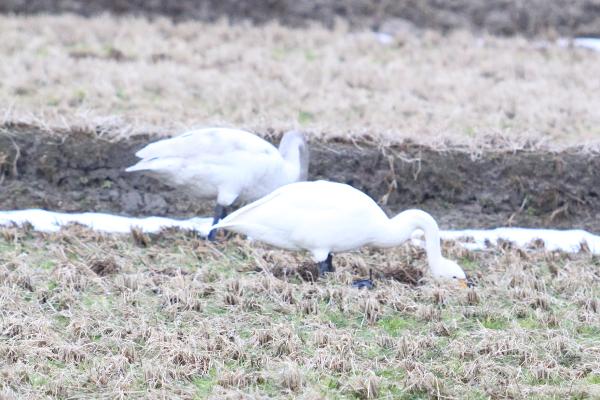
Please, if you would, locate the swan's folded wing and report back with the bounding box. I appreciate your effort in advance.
[214,181,362,230]
[135,128,279,160]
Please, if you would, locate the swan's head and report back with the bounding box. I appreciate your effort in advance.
[279,130,309,181]
[432,258,470,288]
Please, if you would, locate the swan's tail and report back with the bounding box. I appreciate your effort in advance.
[125,157,179,173]
[125,162,145,172]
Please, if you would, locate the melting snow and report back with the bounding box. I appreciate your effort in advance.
[440,228,600,254]
[557,37,600,52]
[1,209,600,255]
[0,209,213,236]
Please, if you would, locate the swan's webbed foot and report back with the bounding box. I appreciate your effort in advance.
[317,253,334,276]
[207,205,228,241]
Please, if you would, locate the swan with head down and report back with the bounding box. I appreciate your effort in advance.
[126,127,309,239]
[213,180,468,286]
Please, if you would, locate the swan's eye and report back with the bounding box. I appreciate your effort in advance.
[452,276,457,279]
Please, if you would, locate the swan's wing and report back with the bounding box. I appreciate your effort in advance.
[134,128,279,161]
[215,181,384,230]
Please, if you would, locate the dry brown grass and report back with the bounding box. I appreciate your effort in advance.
[1,14,600,148]
[1,224,600,398]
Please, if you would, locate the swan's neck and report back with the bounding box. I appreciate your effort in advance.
[374,209,444,273]
[279,138,309,181]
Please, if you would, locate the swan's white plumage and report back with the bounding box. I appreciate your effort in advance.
[126,128,308,206]
[134,128,275,160]
[216,181,387,253]
[215,180,466,282]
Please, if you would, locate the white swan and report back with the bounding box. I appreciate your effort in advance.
[213,180,468,286]
[126,127,309,239]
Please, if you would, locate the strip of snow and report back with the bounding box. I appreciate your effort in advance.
[573,37,600,52]
[557,37,600,52]
[1,209,600,255]
[0,209,213,236]
[440,228,600,254]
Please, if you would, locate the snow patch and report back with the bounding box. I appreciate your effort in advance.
[557,37,600,52]
[0,209,213,236]
[440,227,600,254]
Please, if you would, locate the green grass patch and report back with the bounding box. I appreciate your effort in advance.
[378,315,419,336]
[518,316,541,330]
[47,359,66,369]
[27,373,48,387]
[459,257,479,270]
[54,314,70,328]
[203,302,229,316]
[323,310,353,328]
[298,110,315,125]
[587,374,600,384]
[481,315,509,330]
[304,49,317,61]
[577,325,600,338]
[82,293,112,310]
[39,260,56,270]
[193,370,217,399]
[399,388,431,400]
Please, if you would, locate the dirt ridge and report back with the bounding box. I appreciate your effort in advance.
[2,125,600,232]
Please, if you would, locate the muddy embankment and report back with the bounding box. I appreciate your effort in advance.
[1,0,600,37]
[1,125,600,232]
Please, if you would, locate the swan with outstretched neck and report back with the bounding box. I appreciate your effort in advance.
[126,127,309,240]
[213,180,468,286]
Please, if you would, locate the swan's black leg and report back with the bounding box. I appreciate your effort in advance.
[318,253,334,276]
[219,205,229,220]
[207,205,228,241]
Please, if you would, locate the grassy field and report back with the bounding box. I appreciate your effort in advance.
[1,225,599,399]
[1,14,600,147]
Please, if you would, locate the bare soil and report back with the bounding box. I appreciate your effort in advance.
[2,125,600,232]
[2,0,600,37]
